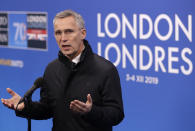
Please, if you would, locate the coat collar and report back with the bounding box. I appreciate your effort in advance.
[58,39,93,69]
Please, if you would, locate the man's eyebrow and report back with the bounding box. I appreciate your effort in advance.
[55,29,74,31]
[55,30,61,33]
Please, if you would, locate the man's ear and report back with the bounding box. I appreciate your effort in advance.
[81,29,86,39]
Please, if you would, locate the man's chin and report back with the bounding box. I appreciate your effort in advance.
[61,51,71,55]
[61,51,74,58]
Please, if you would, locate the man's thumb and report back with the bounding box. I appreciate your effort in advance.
[87,94,92,104]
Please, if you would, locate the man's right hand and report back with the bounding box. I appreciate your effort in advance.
[1,88,24,111]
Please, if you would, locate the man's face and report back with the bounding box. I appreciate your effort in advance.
[54,16,86,59]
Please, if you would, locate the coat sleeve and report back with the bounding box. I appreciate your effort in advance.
[15,77,53,120]
[83,66,124,126]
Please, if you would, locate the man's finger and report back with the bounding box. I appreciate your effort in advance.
[73,100,87,108]
[1,98,5,103]
[73,103,85,112]
[70,102,85,113]
[71,101,86,110]
[6,88,16,96]
[87,94,92,104]
[4,101,9,106]
[1,99,8,105]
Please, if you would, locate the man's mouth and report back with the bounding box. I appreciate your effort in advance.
[62,45,70,47]
[62,45,71,50]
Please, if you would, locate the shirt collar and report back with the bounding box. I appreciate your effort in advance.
[72,45,85,64]
[72,53,81,64]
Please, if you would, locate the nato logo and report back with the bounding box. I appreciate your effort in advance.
[8,14,27,48]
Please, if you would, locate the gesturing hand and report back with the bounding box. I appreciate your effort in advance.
[1,88,24,111]
[70,94,92,114]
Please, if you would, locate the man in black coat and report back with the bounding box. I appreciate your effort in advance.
[1,10,124,131]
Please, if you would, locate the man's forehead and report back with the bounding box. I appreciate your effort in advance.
[54,16,79,29]
[54,16,76,25]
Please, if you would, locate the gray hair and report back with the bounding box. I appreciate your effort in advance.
[53,10,85,29]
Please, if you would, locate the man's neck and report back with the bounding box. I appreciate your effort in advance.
[66,43,85,61]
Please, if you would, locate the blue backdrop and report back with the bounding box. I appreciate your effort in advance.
[0,0,194,131]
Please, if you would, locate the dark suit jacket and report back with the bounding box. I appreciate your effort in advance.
[16,40,124,131]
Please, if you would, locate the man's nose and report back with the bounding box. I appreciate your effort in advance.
[61,32,68,42]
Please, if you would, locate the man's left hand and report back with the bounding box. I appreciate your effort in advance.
[70,94,92,114]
